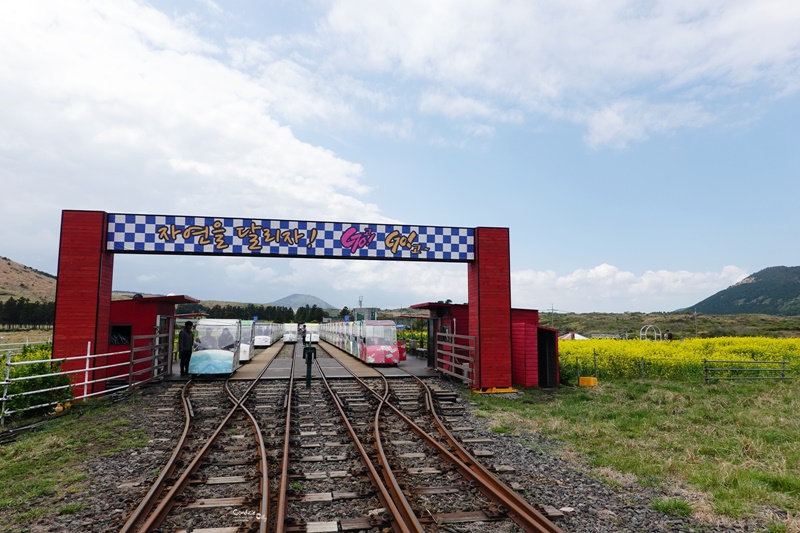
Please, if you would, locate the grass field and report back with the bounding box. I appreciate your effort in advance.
[0,398,148,528]
[470,379,800,531]
[0,329,52,345]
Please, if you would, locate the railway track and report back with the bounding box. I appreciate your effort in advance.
[120,343,564,532]
[119,363,272,532]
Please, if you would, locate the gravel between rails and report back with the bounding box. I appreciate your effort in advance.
[5,378,783,533]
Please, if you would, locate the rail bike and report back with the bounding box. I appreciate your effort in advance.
[319,320,404,365]
[282,322,298,344]
[253,321,282,348]
[188,318,242,375]
[239,319,256,362]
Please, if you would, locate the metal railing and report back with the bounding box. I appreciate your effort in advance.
[0,339,52,354]
[1,333,171,426]
[435,332,476,385]
[703,358,791,384]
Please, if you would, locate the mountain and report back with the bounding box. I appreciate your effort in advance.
[0,256,57,303]
[687,266,800,315]
[269,293,337,310]
[4,254,799,316]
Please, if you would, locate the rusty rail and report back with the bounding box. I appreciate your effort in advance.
[314,360,419,533]
[120,362,272,532]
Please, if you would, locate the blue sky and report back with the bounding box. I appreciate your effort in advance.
[1,0,798,313]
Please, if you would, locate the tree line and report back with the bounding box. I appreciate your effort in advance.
[0,297,55,329]
[0,298,333,331]
[177,302,330,323]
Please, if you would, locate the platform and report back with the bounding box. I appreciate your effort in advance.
[167,339,440,381]
[233,340,439,380]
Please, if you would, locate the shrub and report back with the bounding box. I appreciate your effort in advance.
[2,343,73,417]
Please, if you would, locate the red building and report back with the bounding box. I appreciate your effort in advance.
[107,295,199,385]
[411,302,559,389]
[511,308,559,388]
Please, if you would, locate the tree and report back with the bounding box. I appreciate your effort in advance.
[296,305,310,324]
[176,303,209,315]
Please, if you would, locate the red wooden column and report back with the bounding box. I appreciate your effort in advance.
[53,210,114,395]
[468,227,512,389]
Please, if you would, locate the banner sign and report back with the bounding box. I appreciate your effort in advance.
[106,213,474,262]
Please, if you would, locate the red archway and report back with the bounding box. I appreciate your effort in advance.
[53,210,512,389]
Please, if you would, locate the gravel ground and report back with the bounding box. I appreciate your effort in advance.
[3,377,791,533]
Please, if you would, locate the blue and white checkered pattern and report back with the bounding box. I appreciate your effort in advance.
[106,214,474,262]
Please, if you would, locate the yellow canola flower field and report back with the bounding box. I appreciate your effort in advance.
[558,337,800,381]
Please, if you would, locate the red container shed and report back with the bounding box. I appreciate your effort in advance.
[511,308,559,388]
[99,294,199,390]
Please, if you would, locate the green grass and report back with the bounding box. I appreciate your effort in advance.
[0,398,149,526]
[469,379,800,522]
[57,503,85,515]
[651,497,694,517]
[542,311,800,339]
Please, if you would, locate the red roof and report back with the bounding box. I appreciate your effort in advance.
[133,294,200,304]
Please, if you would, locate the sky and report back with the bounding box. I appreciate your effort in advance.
[1,0,799,314]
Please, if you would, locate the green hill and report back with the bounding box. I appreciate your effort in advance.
[687,266,800,315]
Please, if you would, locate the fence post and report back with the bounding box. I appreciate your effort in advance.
[641,358,645,379]
[703,359,708,384]
[128,336,135,387]
[593,349,598,378]
[148,330,159,379]
[1,350,11,427]
[575,356,580,380]
[781,357,786,379]
[84,342,92,398]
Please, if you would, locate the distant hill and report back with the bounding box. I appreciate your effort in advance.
[269,293,337,310]
[0,254,337,311]
[687,266,800,315]
[0,256,57,303]
[4,254,800,318]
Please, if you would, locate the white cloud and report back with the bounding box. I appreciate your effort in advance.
[280,259,468,307]
[225,260,278,284]
[311,0,800,146]
[132,1,800,147]
[0,0,382,268]
[512,264,749,313]
[584,100,714,148]
[418,91,522,123]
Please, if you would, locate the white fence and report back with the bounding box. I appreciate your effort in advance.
[435,332,476,385]
[1,333,172,426]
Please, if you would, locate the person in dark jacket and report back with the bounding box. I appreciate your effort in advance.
[178,321,195,375]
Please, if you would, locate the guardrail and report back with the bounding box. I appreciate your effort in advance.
[0,340,52,354]
[703,358,792,384]
[435,332,476,385]
[1,333,172,426]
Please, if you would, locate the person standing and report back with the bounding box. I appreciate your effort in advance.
[178,321,194,376]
